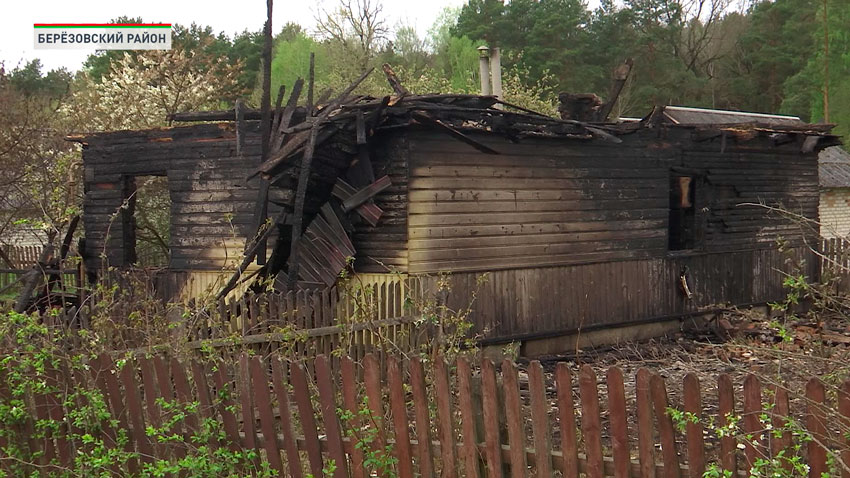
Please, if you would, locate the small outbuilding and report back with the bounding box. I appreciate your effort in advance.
[818,146,850,239]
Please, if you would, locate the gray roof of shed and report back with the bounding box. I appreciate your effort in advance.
[820,146,850,188]
[659,106,847,188]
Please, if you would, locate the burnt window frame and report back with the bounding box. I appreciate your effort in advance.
[667,170,704,252]
[120,172,172,268]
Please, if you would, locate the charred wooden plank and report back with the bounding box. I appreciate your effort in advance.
[382,63,409,97]
[307,52,315,114]
[272,78,305,152]
[287,126,320,287]
[217,212,287,299]
[341,176,392,213]
[355,110,367,145]
[332,178,383,226]
[235,100,246,157]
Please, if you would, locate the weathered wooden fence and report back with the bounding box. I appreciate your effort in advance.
[0,245,41,293]
[179,286,421,360]
[820,237,850,294]
[7,352,847,478]
[71,276,424,360]
[0,245,79,309]
[0,245,41,269]
[186,284,420,360]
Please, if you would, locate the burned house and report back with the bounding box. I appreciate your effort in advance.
[72,88,839,349]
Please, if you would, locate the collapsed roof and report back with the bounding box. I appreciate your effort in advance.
[83,67,840,296]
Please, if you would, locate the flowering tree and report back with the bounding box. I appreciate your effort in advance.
[0,65,78,255]
[64,45,243,132]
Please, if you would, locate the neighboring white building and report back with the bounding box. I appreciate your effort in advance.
[819,146,850,239]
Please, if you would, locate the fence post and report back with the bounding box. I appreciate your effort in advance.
[557,363,580,478]
[480,359,502,478]
[315,355,349,478]
[716,374,738,475]
[501,359,526,478]
[806,378,828,478]
[291,361,325,478]
[271,359,304,478]
[607,367,631,478]
[457,357,482,478]
[742,374,765,469]
[839,381,850,478]
[416,357,440,478]
[683,373,705,478]
[387,356,414,478]
[580,365,604,478]
[650,372,681,478]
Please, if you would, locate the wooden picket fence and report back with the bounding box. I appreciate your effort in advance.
[820,237,850,293]
[7,351,848,478]
[0,245,41,269]
[176,278,421,360]
[0,245,42,293]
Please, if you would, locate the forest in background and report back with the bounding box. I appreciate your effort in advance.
[0,0,846,255]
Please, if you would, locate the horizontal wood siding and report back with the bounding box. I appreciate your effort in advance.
[352,134,409,272]
[402,128,822,340]
[426,246,816,340]
[81,123,280,272]
[680,143,820,250]
[406,131,673,274]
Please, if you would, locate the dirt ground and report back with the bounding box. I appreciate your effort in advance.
[507,306,850,463]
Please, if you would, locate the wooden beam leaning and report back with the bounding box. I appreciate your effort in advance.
[286,125,319,288]
[410,111,500,154]
[256,67,374,178]
[332,179,383,226]
[342,175,392,212]
[272,79,305,152]
[217,212,287,299]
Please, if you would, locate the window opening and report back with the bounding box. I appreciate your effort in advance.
[669,175,696,250]
[123,175,171,267]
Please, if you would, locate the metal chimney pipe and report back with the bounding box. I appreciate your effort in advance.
[490,47,503,108]
[477,45,491,96]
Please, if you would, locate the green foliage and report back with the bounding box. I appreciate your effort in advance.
[339,398,397,478]
[734,0,818,115]
[784,0,850,137]
[267,31,332,102]
[452,0,506,46]
[84,19,263,94]
[442,36,481,92]
[7,60,72,101]
[667,405,817,478]
[445,0,842,120]
[0,311,277,477]
[0,65,79,246]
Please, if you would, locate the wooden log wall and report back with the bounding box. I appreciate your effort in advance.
[352,134,410,272]
[79,123,285,273]
[399,127,822,341]
[406,131,672,274]
[681,143,819,251]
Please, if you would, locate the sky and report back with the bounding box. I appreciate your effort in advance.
[2,0,467,73]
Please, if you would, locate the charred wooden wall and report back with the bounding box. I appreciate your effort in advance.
[406,130,672,273]
[422,246,816,341]
[80,123,285,273]
[351,134,410,272]
[400,127,821,341]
